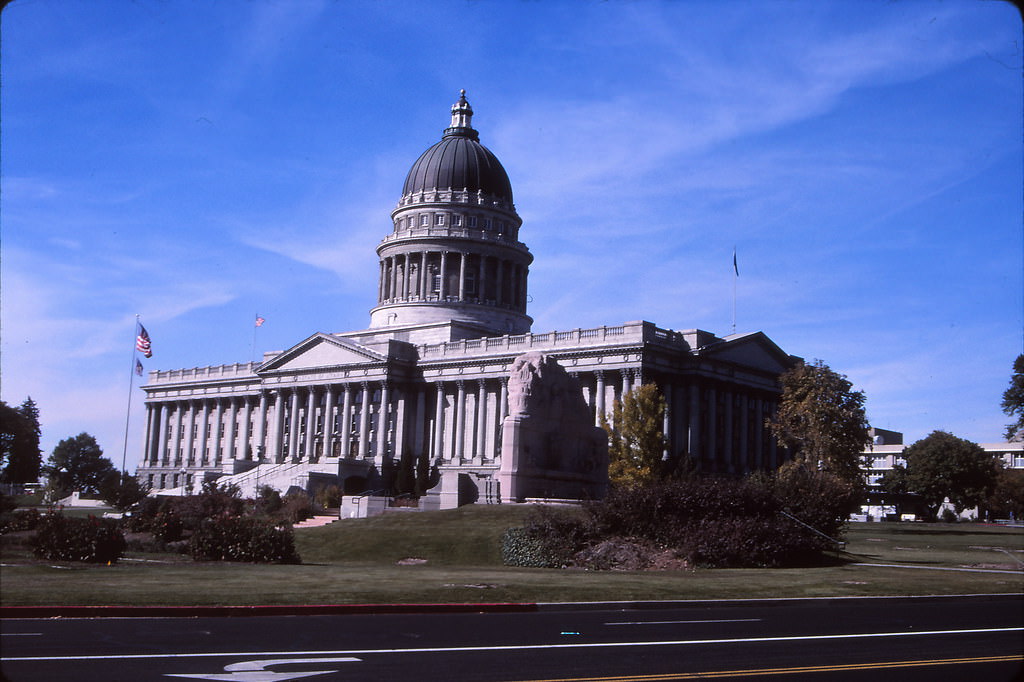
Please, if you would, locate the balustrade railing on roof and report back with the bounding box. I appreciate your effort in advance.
[417,321,676,358]
[149,362,259,384]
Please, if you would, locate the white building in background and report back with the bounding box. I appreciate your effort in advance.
[859,428,1024,520]
[135,92,800,508]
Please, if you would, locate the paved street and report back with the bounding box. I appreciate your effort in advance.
[2,595,1021,681]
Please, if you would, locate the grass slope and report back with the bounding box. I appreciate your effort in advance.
[1,506,1021,607]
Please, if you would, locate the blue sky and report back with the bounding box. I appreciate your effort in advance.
[2,0,1021,471]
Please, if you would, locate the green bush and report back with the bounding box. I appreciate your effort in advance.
[31,513,126,563]
[189,515,300,563]
[501,527,561,568]
[315,484,342,509]
[280,492,314,524]
[0,508,42,534]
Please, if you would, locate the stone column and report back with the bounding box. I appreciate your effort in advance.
[475,379,487,462]
[142,404,155,466]
[439,251,448,298]
[621,369,632,398]
[304,388,317,462]
[706,387,717,473]
[420,252,429,299]
[224,397,238,464]
[595,371,606,426]
[389,256,398,302]
[341,384,353,457]
[197,400,210,466]
[168,402,183,467]
[375,381,390,465]
[738,394,749,472]
[723,390,734,474]
[271,390,285,463]
[403,255,412,299]
[753,397,764,469]
[688,383,701,462]
[287,390,301,462]
[491,259,499,303]
[458,252,467,300]
[395,385,408,462]
[209,400,223,466]
[378,260,386,303]
[358,382,371,459]
[156,403,169,466]
[454,380,466,462]
[323,385,336,459]
[414,386,426,457]
[239,396,252,461]
[434,382,446,460]
[255,392,268,462]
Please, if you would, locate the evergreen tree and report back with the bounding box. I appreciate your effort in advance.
[601,383,667,487]
[0,397,43,484]
[43,433,116,495]
[1001,354,1024,441]
[769,360,870,487]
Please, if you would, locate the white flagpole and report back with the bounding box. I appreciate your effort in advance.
[251,313,259,364]
[120,315,140,475]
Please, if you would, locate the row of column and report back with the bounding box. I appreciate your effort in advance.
[378,251,527,310]
[142,377,516,473]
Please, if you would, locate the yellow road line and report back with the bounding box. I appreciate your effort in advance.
[509,654,1024,681]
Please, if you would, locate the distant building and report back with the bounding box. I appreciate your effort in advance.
[859,429,1024,520]
[136,92,800,508]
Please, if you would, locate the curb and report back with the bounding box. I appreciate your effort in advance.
[0,602,539,619]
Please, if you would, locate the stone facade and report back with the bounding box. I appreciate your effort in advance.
[136,93,800,507]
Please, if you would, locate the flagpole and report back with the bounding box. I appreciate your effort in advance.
[121,315,140,475]
[732,247,738,335]
[251,313,258,364]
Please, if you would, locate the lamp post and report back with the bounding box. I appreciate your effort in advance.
[179,467,187,497]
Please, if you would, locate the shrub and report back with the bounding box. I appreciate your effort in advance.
[761,461,860,545]
[280,491,314,524]
[0,508,42,535]
[151,510,184,543]
[31,513,126,563]
[255,486,283,514]
[315,484,342,509]
[501,527,562,568]
[189,516,300,563]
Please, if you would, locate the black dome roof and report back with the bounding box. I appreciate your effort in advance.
[401,92,514,204]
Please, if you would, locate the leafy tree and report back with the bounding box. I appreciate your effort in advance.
[887,431,1002,521]
[768,360,870,487]
[0,397,43,484]
[601,383,667,487]
[1001,354,1024,441]
[99,471,151,511]
[43,433,116,496]
[984,468,1024,521]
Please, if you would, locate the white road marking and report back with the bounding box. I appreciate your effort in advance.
[605,619,762,626]
[165,656,361,681]
[2,627,1021,662]
[0,633,43,636]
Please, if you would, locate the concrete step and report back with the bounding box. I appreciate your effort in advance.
[293,514,340,528]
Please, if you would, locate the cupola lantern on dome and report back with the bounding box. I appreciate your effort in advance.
[369,92,533,336]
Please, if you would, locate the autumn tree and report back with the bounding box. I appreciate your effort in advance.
[602,383,667,487]
[0,397,43,485]
[985,468,1024,521]
[43,433,116,496]
[1001,354,1024,441]
[768,360,870,487]
[883,431,1002,521]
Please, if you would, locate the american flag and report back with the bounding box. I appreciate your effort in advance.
[136,324,152,358]
[255,316,265,327]
[135,359,144,376]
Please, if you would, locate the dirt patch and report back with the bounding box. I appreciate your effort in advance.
[572,537,690,572]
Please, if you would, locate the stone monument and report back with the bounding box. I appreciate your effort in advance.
[498,352,609,502]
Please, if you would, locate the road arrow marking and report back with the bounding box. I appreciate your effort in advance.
[165,656,361,681]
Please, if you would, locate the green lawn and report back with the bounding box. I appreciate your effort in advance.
[1,506,1021,607]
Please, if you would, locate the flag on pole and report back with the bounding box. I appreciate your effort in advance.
[255,316,265,327]
[136,324,152,357]
[135,359,144,376]
[733,248,739,277]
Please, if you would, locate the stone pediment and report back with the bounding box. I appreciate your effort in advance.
[257,333,387,373]
[701,332,800,374]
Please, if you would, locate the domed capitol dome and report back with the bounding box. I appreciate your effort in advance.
[370,91,532,335]
[401,90,514,205]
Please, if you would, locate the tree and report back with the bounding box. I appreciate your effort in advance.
[892,431,1002,521]
[601,383,667,487]
[43,433,116,496]
[1001,354,1024,441]
[100,471,151,511]
[984,468,1024,521]
[0,397,43,484]
[768,359,870,487]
